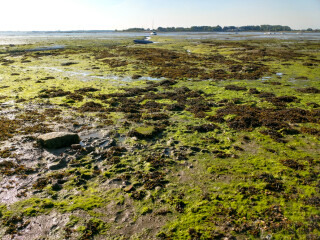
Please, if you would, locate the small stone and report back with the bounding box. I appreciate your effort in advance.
[124,185,135,192]
[85,146,95,152]
[38,132,80,149]
[71,144,82,150]
[167,138,174,146]
[51,182,62,191]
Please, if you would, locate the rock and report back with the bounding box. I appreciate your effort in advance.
[51,182,62,191]
[84,146,95,153]
[124,185,135,192]
[71,144,82,150]
[167,138,174,146]
[37,132,80,149]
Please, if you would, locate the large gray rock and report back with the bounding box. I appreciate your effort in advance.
[37,132,80,149]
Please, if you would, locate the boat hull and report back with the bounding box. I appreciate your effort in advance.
[133,40,153,44]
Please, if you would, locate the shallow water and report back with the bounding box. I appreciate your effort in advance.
[27,45,65,51]
[28,66,164,83]
[1,31,320,45]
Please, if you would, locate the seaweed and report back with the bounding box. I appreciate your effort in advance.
[0,161,35,177]
[280,159,305,170]
[297,87,320,94]
[79,102,106,112]
[225,85,247,91]
[38,88,71,98]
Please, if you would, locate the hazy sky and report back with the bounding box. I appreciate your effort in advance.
[0,0,319,31]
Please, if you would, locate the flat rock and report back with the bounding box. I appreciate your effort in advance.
[37,132,80,149]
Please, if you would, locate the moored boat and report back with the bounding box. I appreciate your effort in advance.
[133,39,153,44]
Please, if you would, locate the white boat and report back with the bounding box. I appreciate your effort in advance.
[150,31,157,36]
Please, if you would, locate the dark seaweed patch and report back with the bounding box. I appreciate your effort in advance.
[225,85,247,91]
[75,87,99,93]
[0,161,35,177]
[188,124,220,133]
[280,159,305,170]
[297,87,320,94]
[79,102,106,112]
[301,127,320,136]
[2,216,30,235]
[39,88,71,98]
[210,105,318,133]
[256,173,285,192]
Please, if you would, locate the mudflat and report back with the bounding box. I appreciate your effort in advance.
[0,34,319,239]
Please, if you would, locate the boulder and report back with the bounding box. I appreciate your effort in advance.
[38,132,80,149]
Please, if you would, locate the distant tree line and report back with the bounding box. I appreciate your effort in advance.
[123,25,296,32]
[157,25,292,32]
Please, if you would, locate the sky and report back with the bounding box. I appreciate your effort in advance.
[0,0,319,31]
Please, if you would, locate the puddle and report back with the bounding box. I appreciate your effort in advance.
[117,135,126,143]
[261,73,282,81]
[101,75,164,82]
[28,66,164,82]
[79,130,112,148]
[261,76,272,81]
[164,148,171,156]
[0,101,16,110]
[26,45,65,51]
[276,73,283,77]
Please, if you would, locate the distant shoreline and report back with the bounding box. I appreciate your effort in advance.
[120,30,320,33]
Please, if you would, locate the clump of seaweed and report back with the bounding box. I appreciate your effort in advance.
[79,219,106,240]
[2,216,30,235]
[187,123,220,133]
[0,118,21,141]
[79,102,105,112]
[256,173,285,192]
[280,159,305,170]
[39,88,71,98]
[300,127,320,136]
[0,161,34,177]
[209,105,318,134]
[297,87,320,94]
[225,85,247,91]
[75,87,99,93]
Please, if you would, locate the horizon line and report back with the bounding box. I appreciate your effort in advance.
[1,24,320,32]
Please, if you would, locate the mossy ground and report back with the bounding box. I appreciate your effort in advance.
[0,36,319,239]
